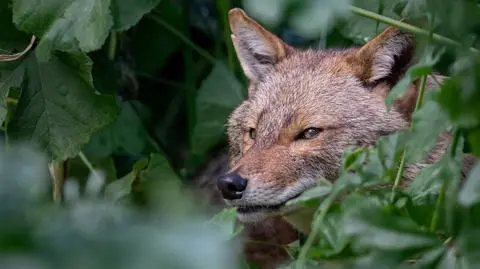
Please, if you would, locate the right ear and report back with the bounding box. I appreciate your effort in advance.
[228,8,289,83]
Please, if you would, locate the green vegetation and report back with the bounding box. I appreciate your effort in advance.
[1,0,480,268]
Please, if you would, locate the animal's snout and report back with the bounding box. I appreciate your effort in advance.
[217,172,248,200]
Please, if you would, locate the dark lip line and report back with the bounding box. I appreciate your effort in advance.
[235,191,304,213]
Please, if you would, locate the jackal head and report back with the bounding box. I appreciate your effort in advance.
[218,8,420,222]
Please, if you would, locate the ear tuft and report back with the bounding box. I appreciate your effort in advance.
[354,27,415,84]
[228,8,288,83]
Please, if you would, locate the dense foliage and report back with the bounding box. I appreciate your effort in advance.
[1,0,480,268]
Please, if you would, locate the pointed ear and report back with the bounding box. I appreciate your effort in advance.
[353,27,415,84]
[228,8,289,82]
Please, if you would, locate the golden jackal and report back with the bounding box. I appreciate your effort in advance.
[211,7,476,268]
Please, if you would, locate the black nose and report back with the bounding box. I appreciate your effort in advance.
[217,172,248,200]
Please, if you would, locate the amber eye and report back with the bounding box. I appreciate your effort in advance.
[295,127,323,140]
[248,128,256,139]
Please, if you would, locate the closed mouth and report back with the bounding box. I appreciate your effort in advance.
[235,192,304,214]
[236,203,284,214]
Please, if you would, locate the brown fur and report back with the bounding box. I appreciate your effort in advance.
[195,8,477,269]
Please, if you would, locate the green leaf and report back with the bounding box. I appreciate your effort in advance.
[104,170,136,202]
[83,100,150,161]
[191,62,245,157]
[438,58,480,129]
[110,0,161,31]
[457,225,480,269]
[12,0,161,59]
[131,1,184,74]
[6,51,118,160]
[458,162,480,207]
[286,179,333,206]
[209,208,244,240]
[139,153,180,182]
[344,200,440,252]
[404,100,450,164]
[13,0,113,60]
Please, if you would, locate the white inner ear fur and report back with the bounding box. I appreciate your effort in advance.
[231,27,278,81]
[369,33,412,82]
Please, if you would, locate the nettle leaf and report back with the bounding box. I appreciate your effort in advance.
[438,56,480,128]
[458,162,480,207]
[104,169,136,202]
[191,62,245,157]
[404,99,450,164]
[209,208,244,240]
[286,179,333,207]
[344,200,440,252]
[12,0,161,59]
[110,0,162,31]
[5,51,118,160]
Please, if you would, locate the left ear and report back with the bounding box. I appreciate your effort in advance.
[353,27,415,84]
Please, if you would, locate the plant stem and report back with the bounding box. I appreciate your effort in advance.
[49,161,65,203]
[390,151,406,201]
[391,75,428,201]
[413,76,428,124]
[108,32,117,61]
[295,195,335,269]
[430,182,446,232]
[78,151,103,183]
[349,6,479,53]
[430,130,460,232]
[147,13,217,64]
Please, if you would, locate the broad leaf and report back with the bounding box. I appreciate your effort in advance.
[131,1,184,74]
[110,0,162,31]
[286,179,333,206]
[344,200,440,252]
[209,208,244,240]
[139,153,180,182]
[191,62,245,157]
[12,0,161,59]
[83,100,150,162]
[404,100,450,164]
[13,0,113,60]
[459,162,480,207]
[5,51,118,160]
[104,169,136,202]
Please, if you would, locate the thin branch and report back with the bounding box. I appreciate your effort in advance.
[146,13,217,64]
[349,6,479,53]
[0,36,36,62]
[78,151,103,183]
